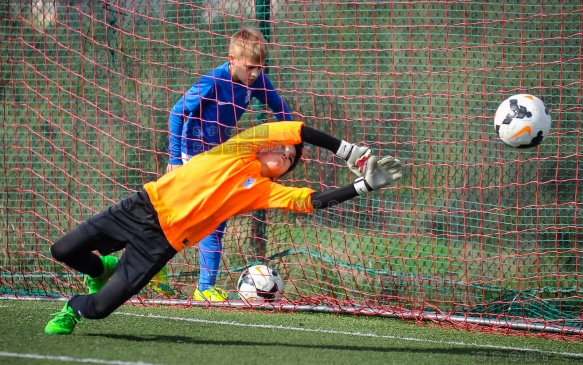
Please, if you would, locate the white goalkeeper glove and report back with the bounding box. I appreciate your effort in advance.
[335,141,372,177]
[353,155,403,195]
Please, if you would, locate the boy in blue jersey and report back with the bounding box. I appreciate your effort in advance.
[150,28,293,301]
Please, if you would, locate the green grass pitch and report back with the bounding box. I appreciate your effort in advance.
[1,300,582,365]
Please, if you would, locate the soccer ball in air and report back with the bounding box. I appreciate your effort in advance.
[493,94,551,148]
[237,265,284,303]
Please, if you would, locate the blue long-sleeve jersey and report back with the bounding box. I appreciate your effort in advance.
[168,62,293,164]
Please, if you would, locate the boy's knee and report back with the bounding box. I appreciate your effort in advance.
[50,240,69,262]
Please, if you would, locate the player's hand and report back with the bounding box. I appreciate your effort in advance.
[345,145,372,176]
[353,155,402,194]
[165,163,182,174]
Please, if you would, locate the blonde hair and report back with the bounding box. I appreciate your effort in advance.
[229,28,268,63]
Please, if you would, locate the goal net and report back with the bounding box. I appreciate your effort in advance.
[1,0,582,335]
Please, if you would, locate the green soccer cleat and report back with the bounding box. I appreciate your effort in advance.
[149,265,174,296]
[84,255,118,294]
[44,302,81,335]
[193,287,228,302]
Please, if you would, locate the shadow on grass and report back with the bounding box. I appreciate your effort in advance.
[84,333,574,361]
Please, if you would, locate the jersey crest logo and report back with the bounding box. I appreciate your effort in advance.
[243,176,256,189]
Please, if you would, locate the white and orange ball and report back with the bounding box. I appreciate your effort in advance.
[494,94,551,148]
[237,265,284,303]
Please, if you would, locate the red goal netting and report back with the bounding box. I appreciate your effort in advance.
[1,1,582,336]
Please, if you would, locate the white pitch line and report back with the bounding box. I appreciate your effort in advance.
[0,351,163,365]
[116,312,583,359]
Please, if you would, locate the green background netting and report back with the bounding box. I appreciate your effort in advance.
[1,1,582,331]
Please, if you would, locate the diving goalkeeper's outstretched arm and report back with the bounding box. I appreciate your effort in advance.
[300,125,403,209]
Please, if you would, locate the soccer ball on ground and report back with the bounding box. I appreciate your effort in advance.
[493,94,551,148]
[237,265,284,303]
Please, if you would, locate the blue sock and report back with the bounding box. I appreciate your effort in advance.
[197,221,226,291]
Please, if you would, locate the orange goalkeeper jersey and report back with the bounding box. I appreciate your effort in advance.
[144,121,315,252]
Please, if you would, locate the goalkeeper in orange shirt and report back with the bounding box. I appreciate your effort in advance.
[43,121,403,335]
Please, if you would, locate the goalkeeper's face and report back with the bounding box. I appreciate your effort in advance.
[229,54,263,85]
[257,145,297,179]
